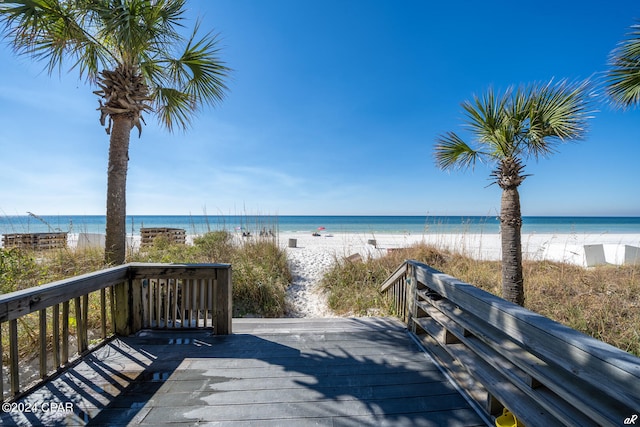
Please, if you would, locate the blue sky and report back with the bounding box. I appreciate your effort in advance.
[1,0,639,216]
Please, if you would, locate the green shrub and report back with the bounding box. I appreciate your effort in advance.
[0,248,46,293]
[193,231,234,262]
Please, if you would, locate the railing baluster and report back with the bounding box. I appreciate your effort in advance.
[82,294,89,350]
[62,301,69,365]
[172,280,178,328]
[182,279,192,328]
[205,278,211,327]
[196,279,202,327]
[9,319,19,396]
[192,278,197,327]
[0,322,4,401]
[180,279,189,328]
[100,288,107,339]
[150,279,155,327]
[110,285,116,334]
[164,280,170,329]
[53,304,60,369]
[39,309,47,378]
[74,297,86,354]
[141,279,148,328]
[156,279,162,328]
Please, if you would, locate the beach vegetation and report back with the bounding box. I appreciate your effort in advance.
[606,20,640,108]
[0,0,230,265]
[128,232,291,317]
[321,244,640,356]
[434,80,593,305]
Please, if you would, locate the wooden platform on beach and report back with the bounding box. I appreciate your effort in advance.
[2,317,487,426]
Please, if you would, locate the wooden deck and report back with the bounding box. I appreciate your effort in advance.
[1,317,488,426]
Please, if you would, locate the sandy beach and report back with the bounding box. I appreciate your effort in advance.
[277,231,640,317]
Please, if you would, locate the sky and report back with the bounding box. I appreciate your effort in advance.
[1,0,639,217]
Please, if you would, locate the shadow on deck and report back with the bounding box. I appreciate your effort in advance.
[2,317,487,426]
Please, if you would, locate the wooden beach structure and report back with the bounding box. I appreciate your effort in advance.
[140,227,186,246]
[0,260,638,426]
[1,232,67,250]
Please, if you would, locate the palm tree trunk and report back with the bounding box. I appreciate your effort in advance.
[500,186,525,306]
[104,115,132,265]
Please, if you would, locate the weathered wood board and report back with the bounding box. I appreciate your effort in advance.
[1,317,487,426]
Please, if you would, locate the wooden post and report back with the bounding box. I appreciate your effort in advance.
[113,280,131,336]
[215,267,232,335]
[406,264,417,331]
[113,277,143,336]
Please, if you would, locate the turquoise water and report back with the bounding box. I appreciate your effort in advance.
[1,215,640,235]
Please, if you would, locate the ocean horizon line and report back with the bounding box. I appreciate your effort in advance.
[1,214,640,236]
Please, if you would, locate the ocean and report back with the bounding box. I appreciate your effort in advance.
[1,215,640,236]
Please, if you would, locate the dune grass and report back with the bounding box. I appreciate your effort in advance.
[321,243,640,356]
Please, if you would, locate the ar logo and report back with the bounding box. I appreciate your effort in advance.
[625,414,638,425]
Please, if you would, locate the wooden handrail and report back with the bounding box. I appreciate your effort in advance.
[0,265,128,323]
[380,260,640,426]
[0,263,232,402]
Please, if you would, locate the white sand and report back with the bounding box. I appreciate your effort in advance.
[278,231,640,317]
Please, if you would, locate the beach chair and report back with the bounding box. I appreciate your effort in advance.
[584,244,607,267]
[77,233,105,250]
[625,245,640,266]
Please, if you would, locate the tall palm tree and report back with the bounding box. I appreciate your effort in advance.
[607,21,640,108]
[434,80,592,306]
[0,0,229,264]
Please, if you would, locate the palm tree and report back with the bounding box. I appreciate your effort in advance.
[607,21,640,108]
[0,0,229,264]
[434,80,592,306]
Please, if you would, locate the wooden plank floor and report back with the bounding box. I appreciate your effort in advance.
[1,317,488,426]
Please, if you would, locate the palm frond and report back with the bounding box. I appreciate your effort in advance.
[154,87,193,133]
[150,22,230,131]
[435,79,592,175]
[463,87,519,158]
[181,26,230,107]
[606,22,640,108]
[525,79,592,159]
[434,132,482,171]
[0,0,111,81]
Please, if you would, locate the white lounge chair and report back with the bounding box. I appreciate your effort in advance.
[584,244,607,267]
[77,233,105,250]
[624,245,640,266]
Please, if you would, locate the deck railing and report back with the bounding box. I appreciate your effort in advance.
[0,263,231,402]
[380,260,640,427]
